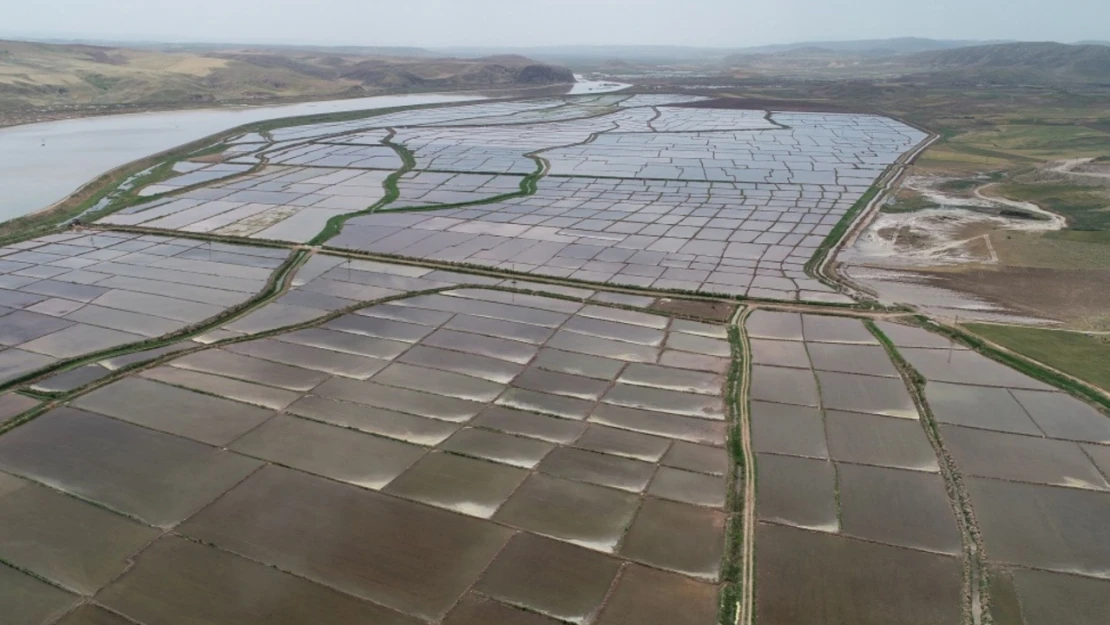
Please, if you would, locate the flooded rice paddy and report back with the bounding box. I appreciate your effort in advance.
[746,312,967,621]
[873,319,1110,622]
[756,523,962,625]
[0,231,291,384]
[2,93,1108,625]
[0,93,482,220]
[89,94,930,302]
[0,288,729,624]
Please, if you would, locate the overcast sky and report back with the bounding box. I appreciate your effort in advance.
[2,0,1107,48]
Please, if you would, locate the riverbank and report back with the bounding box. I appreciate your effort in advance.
[0,81,583,131]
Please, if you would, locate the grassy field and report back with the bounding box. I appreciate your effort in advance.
[964,323,1110,393]
[955,125,1110,160]
[992,230,1110,270]
[990,183,1110,230]
[882,192,939,213]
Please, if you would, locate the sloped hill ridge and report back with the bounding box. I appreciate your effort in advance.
[909,42,1110,80]
[0,39,575,111]
[727,37,993,60]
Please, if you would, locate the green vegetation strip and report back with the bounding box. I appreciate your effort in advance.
[0,138,233,246]
[989,183,1110,231]
[308,134,415,244]
[80,140,272,223]
[315,245,886,314]
[918,318,1110,413]
[805,185,879,284]
[720,307,755,625]
[0,98,506,247]
[0,249,309,401]
[2,281,720,433]
[960,323,1110,404]
[867,320,988,625]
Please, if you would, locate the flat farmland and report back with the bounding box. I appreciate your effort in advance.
[868,317,1110,625]
[94,94,928,302]
[744,312,966,623]
[2,91,1107,625]
[0,287,734,624]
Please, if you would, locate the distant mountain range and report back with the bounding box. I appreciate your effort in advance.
[726,37,1007,57]
[2,35,1108,117]
[904,42,1110,82]
[714,40,1110,84]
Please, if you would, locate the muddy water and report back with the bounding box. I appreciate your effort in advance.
[440,428,554,469]
[756,523,962,625]
[231,414,425,490]
[180,465,513,621]
[0,94,482,221]
[836,463,962,554]
[750,401,829,459]
[99,536,421,625]
[941,424,1109,490]
[967,477,1110,577]
[383,452,528,519]
[594,564,719,625]
[0,472,159,594]
[0,564,75,625]
[619,497,726,580]
[539,447,655,493]
[494,474,640,553]
[1011,568,1110,625]
[826,411,938,472]
[573,425,671,462]
[76,376,276,444]
[755,453,838,531]
[0,408,261,527]
[475,533,620,624]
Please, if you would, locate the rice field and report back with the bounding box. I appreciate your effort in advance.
[1,95,1106,625]
[743,312,1110,624]
[94,94,928,302]
[0,288,733,624]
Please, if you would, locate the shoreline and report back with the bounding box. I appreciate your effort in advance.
[0,81,581,131]
[1,80,622,241]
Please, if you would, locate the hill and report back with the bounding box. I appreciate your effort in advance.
[0,39,574,117]
[906,42,1110,81]
[727,37,995,59]
[715,40,1110,84]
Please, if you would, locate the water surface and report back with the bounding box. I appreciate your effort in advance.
[0,94,483,221]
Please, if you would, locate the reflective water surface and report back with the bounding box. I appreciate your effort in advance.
[0,94,482,220]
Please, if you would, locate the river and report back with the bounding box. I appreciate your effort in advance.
[0,76,636,222]
[0,93,483,221]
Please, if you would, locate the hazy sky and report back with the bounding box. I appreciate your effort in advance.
[2,0,1107,48]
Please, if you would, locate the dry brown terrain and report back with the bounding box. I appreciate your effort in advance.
[0,40,574,126]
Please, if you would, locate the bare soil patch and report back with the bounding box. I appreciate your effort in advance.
[650,298,736,322]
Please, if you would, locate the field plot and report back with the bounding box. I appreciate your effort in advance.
[207,253,636,340]
[872,319,1110,623]
[101,94,927,301]
[0,231,289,386]
[744,311,964,623]
[874,319,1110,590]
[393,171,526,208]
[334,175,846,299]
[101,166,393,242]
[138,162,255,197]
[0,288,732,624]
